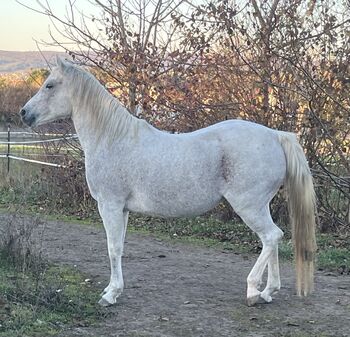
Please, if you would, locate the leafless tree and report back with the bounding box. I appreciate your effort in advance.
[18,0,350,230]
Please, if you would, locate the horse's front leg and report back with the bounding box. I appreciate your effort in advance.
[97,201,128,306]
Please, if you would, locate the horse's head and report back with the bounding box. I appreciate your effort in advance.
[20,57,73,127]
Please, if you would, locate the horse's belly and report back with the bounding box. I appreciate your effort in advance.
[125,189,222,218]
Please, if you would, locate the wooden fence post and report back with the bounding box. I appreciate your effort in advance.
[7,124,10,173]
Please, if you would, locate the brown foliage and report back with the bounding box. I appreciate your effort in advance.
[0,69,49,125]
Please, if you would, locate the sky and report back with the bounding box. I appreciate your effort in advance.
[0,0,98,51]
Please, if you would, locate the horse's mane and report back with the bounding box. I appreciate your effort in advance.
[62,63,139,141]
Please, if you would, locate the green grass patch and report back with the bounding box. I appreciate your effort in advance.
[128,215,262,254]
[0,252,107,337]
[317,248,350,271]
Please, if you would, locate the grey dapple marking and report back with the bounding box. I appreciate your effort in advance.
[20,58,316,306]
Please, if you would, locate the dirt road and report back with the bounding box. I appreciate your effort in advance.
[10,216,350,336]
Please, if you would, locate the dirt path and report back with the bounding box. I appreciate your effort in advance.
[7,216,350,336]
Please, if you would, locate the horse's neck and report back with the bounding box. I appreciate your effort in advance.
[71,104,154,154]
[72,112,99,152]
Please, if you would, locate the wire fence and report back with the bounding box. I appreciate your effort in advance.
[0,125,78,171]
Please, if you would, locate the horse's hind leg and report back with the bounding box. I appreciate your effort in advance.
[244,206,283,305]
[260,245,281,303]
[225,195,283,305]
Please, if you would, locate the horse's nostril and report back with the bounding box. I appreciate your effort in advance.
[20,108,26,117]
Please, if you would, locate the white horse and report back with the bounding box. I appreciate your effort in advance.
[20,58,316,307]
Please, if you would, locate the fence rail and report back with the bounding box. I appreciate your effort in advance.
[0,131,76,137]
[0,135,78,145]
[0,125,78,171]
[0,154,67,168]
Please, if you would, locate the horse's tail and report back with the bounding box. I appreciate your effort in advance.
[277,131,317,296]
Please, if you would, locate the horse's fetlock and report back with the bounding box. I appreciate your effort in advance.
[247,275,259,288]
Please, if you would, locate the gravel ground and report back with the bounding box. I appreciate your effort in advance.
[2,214,349,337]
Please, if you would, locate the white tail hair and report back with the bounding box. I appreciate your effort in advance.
[278,131,317,296]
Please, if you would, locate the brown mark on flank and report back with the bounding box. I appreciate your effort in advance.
[221,154,230,182]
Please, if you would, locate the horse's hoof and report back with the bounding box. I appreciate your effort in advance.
[247,294,261,306]
[260,292,272,303]
[98,297,113,307]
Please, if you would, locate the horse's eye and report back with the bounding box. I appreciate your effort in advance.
[46,83,54,89]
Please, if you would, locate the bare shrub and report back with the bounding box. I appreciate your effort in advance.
[40,159,97,219]
[0,213,46,274]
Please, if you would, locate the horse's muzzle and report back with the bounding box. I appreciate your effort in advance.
[20,108,36,126]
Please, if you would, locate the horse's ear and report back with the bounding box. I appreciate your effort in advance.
[56,56,68,72]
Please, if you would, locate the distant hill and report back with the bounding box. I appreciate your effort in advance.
[0,50,65,73]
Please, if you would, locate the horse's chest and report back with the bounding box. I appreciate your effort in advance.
[85,162,129,201]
